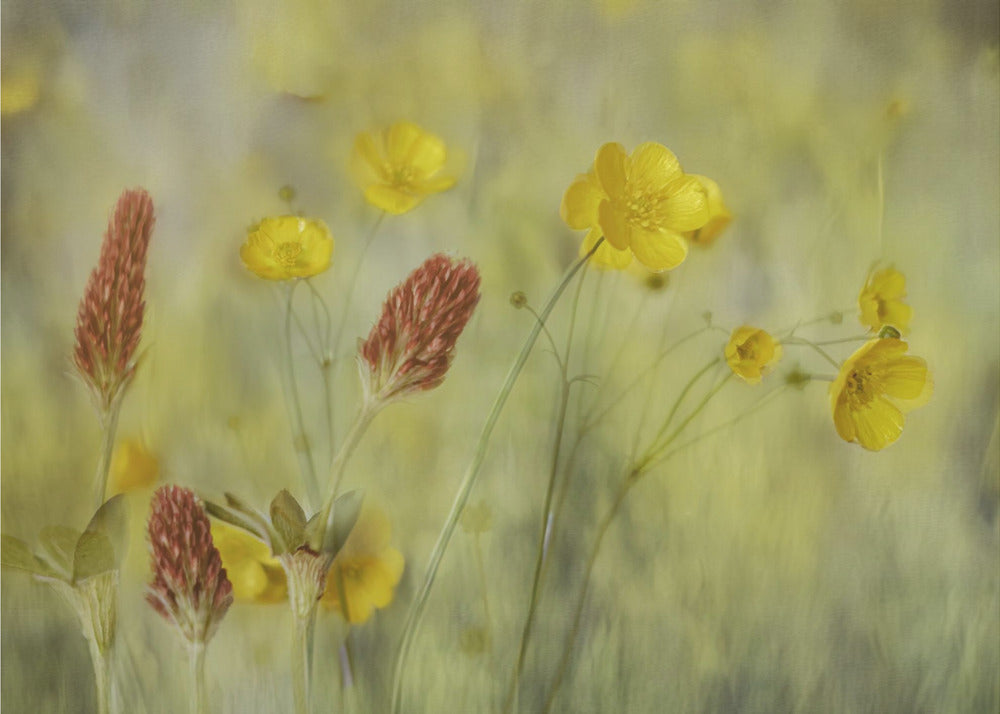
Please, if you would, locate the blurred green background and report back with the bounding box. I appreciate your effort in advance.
[2,0,998,712]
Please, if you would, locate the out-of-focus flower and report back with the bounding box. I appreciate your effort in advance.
[460,501,493,535]
[725,327,782,384]
[73,189,155,414]
[211,522,288,604]
[350,121,456,214]
[1,61,41,117]
[320,506,403,625]
[240,215,333,281]
[109,438,159,494]
[359,254,481,406]
[564,142,709,272]
[147,486,233,645]
[858,266,911,335]
[830,338,931,451]
[685,175,731,247]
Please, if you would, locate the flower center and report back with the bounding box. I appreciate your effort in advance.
[274,241,303,267]
[845,367,877,406]
[736,340,756,361]
[622,185,665,231]
[387,163,415,187]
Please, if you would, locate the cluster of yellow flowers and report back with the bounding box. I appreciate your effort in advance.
[720,265,930,451]
[240,121,455,282]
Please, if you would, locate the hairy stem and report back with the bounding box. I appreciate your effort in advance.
[92,400,122,510]
[188,642,206,714]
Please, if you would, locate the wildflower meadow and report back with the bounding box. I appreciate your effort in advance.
[2,1,998,713]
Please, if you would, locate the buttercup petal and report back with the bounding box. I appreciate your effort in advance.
[629,227,688,271]
[561,173,605,230]
[661,175,710,232]
[364,184,421,214]
[595,142,628,197]
[851,396,904,451]
[631,142,684,188]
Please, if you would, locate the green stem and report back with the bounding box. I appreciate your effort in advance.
[638,372,731,475]
[389,241,602,714]
[331,213,384,368]
[284,281,321,509]
[503,265,587,713]
[645,357,720,454]
[92,400,122,511]
[87,637,112,714]
[310,404,378,552]
[292,612,312,714]
[782,337,841,370]
[542,477,633,714]
[582,326,710,434]
[188,642,207,714]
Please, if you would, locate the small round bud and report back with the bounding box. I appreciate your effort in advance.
[702,311,713,326]
[784,366,811,391]
[644,273,668,291]
[509,291,527,309]
[278,185,296,203]
[877,325,902,340]
[828,311,843,325]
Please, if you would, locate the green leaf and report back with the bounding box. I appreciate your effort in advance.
[204,501,272,550]
[37,526,81,578]
[269,490,306,555]
[1,535,56,578]
[82,495,129,567]
[72,531,116,582]
[319,490,364,557]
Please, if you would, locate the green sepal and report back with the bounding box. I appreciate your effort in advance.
[37,526,81,579]
[71,496,128,583]
[1,535,57,578]
[306,490,364,556]
[72,531,116,583]
[269,490,306,555]
[85,495,128,565]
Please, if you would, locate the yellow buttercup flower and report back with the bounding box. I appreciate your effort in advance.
[568,142,709,272]
[109,438,160,494]
[211,522,288,604]
[830,338,932,451]
[725,327,782,384]
[240,215,333,281]
[350,121,456,215]
[858,267,912,334]
[685,175,732,247]
[320,506,404,624]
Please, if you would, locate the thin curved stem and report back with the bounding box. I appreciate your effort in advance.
[782,337,841,370]
[283,282,321,509]
[503,266,587,712]
[637,371,731,475]
[331,213,385,370]
[542,477,633,714]
[390,241,602,714]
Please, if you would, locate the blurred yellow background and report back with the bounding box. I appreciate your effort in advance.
[2,0,997,712]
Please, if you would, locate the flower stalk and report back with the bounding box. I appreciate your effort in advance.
[390,240,601,714]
